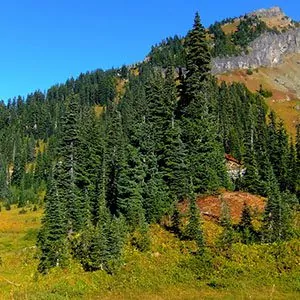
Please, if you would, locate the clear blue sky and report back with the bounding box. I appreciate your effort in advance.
[0,0,299,102]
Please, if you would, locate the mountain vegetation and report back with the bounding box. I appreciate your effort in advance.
[0,10,299,299]
[148,14,275,67]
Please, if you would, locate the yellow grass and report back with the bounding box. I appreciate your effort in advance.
[0,206,299,299]
[261,16,294,32]
[267,98,300,137]
[221,20,240,34]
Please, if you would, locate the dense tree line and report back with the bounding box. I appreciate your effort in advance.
[0,13,299,274]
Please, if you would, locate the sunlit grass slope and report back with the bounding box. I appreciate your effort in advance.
[0,204,299,299]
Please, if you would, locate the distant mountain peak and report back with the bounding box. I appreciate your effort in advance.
[248,6,285,18]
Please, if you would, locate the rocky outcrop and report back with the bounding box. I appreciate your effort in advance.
[212,28,300,74]
[248,6,284,18]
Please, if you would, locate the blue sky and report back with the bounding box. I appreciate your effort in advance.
[0,0,299,101]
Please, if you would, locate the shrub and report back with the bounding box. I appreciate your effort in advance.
[246,68,253,75]
[19,208,27,214]
[258,84,273,98]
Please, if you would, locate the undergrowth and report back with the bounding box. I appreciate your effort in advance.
[0,205,299,299]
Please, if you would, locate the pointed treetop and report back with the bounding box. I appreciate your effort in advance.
[193,12,203,30]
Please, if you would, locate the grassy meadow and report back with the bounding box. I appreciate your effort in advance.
[0,205,299,299]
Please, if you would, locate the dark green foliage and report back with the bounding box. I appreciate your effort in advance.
[178,14,229,194]
[185,12,211,87]
[257,84,273,98]
[117,144,145,227]
[240,140,262,194]
[131,218,151,252]
[218,200,234,250]
[37,175,69,274]
[238,202,256,244]
[246,68,253,75]
[296,124,300,198]
[209,22,238,57]
[184,187,204,253]
[233,16,268,49]
[209,16,269,58]
[148,35,186,67]
[72,216,126,273]
[0,11,296,276]
[182,82,229,194]
[262,168,294,243]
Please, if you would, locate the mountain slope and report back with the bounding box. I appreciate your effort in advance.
[217,53,300,136]
[212,7,300,136]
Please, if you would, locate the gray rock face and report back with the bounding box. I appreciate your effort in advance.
[211,28,300,74]
[248,6,284,18]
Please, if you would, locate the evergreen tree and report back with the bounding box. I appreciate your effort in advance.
[262,167,293,243]
[238,202,256,244]
[105,103,125,215]
[37,169,68,274]
[177,12,211,113]
[59,95,84,233]
[185,12,211,86]
[241,139,262,194]
[184,184,204,253]
[218,199,234,250]
[117,144,145,227]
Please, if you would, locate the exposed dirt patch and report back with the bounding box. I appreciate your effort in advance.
[178,192,265,224]
[197,192,265,223]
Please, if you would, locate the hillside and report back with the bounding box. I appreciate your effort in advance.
[221,6,296,34]
[217,53,300,136]
[0,6,299,300]
[212,7,300,136]
[1,204,299,299]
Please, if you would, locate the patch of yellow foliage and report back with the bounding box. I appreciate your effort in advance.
[94,105,104,118]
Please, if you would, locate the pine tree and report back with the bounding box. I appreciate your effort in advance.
[177,12,211,113]
[184,184,204,253]
[117,144,145,227]
[143,152,169,223]
[241,139,262,194]
[59,95,84,233]
[238,202,256,244]
[160,68,189,200]
[185,12,211,87]
[262,167,293,243]
[286,140,297,193]
[11,143,26,187]
[218,199,234,250]
[182,83,229,193]
[160,123,188,201]
[177,13,228,194]
[37,169,68,274]
[105,103,126,215]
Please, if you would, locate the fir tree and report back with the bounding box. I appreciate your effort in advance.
[238,202,256,244]
[218,199,234,250]
[262,167,293,243]
[37,169,68,274]
[184,184,204,253]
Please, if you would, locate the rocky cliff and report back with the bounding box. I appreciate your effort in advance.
[248,6,284,19]
[212,27,300,74]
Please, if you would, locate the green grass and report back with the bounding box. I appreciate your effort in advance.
[0,205,299,299]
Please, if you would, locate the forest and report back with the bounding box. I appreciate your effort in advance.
[0,12,299,281]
